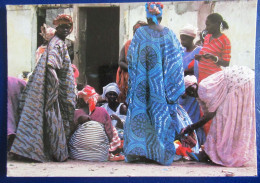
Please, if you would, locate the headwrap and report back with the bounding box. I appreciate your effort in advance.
[180,24,198,38]
[184,75,197,89]
[39,24,56,41]
[53,14,73,33]
[145,2,164,25]
[71,64,79,86]
[78,85,99,114]
[102,83,120,100]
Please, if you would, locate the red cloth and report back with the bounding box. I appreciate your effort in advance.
[198,34,231,83]
[116,40,131,103]
[78,85,99,114]
[175,141,193,157]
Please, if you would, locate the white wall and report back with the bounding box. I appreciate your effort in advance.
[120,0,257,69]
[7,0,257,78]
[7,5,37,77]
[214,0,257,69]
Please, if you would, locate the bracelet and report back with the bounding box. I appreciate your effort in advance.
[214,56,219,63]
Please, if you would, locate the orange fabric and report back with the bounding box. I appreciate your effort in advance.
[35,46,46,64]
[188,60,195,69]
[124,40,131,58]
[116,40,131,103]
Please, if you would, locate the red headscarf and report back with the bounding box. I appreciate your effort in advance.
[53,14,73,32]
[78,85,99,114]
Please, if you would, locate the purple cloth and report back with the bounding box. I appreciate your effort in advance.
[74,107,113,142]
[7,77,26,136]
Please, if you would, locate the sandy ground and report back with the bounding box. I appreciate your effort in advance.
[6,155,257,177]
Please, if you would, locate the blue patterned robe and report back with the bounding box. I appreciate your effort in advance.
[10,35,76,162]
[124,26,198,165]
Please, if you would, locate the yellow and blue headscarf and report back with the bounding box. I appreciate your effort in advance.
[145,2,164,25]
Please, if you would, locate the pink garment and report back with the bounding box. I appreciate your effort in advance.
[198,65,255,167]
[8,77,26,136]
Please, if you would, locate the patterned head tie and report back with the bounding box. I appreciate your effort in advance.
[180,24,198,38]
[39,24,56,41]
[102,82,120,100]
[145,2,164,25]
[184,75,197,89]
[71,64,79,79]
[53,14,73,32]
[78,85,99,114]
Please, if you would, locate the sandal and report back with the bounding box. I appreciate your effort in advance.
[109,154,125,161]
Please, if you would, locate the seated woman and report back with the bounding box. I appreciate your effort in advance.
[181,66,256,167]
[101,83,127,160]
[69,85,115,162]
[101,83,127,130]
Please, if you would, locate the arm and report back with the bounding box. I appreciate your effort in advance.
[110,114,123,129]
[119,104,127,115]
[118,45,128,72]
[182,111,216,134]
[109,104,127,129]
[203,54,230,67]
[104,110,114,142]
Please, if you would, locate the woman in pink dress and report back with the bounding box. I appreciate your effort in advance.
[181,66,255,167]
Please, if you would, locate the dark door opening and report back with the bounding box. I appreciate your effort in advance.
[36,8,47,48]
[84,7,119,94]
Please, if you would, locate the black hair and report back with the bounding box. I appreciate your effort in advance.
[133,20,148,34]
[207,13,229,30]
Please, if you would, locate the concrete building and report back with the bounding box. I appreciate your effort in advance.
[7,0,257,93]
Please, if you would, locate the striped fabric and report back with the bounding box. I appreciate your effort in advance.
[198,34,231,83]
[69,121,109,162]
[10,35,76,162]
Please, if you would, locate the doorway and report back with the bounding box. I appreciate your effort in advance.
[78,7,120,94]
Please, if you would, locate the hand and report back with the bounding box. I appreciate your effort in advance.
[194,54,202,61]
[181,133,197,148]
[180,125,193,135]
[203,53,216,61]
[78,115,91,124]
[110,114,124,129]
[110,114,120,121]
